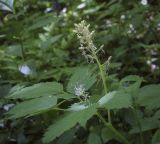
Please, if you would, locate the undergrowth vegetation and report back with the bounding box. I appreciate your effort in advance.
[0,0,160,144]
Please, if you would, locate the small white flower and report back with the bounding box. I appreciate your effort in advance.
[74,84,86,97]
[18,64,32,75]
[74,83,90,101]
[141,0,148,5]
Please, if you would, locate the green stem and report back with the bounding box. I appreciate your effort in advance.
[132,107,144,144]
[93,53,107,93]
[97,112,130,144]
[93,52,111,123]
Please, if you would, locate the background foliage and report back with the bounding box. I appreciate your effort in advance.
[0,0,160,144]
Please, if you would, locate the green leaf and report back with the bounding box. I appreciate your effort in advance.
[152,129,160,144]
[6,45,23,57]
[87,132,102,144]
[138,84,160,109]
[40,35,62,49]
[7,82,63,99]
[7,96,57,119]
[98,91,116,106]
[98,90,132,109]
[129,118,159,134]
[120,75,142,83]
[67,67,97,94]
[43,105,97,143]
[83,4,104,14]
[101,127,121,143]
[28,14,55,31]
[56,128,76,144]
[57,92,75,100]
[120,75,143,98]
[0,84,11,97]
[120,75,143,90]
[154,110,160,119]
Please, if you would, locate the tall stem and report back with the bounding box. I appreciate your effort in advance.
[93,52,111,123]
[97,112,130,144]
[93,53,107,93]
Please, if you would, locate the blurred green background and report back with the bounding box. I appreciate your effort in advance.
[0,0,160,143]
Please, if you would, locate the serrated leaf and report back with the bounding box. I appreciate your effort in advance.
[7,82,63,99]
[98,90,132,109]
[138,84,160,109]
[67,67,97,94]
[43,104,97,143]
[7,96,57,119]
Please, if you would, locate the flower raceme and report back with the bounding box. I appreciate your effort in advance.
[74,20,99,63]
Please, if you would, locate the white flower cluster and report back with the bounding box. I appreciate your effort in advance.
[74,20,97,62]
[74,83,89,101]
